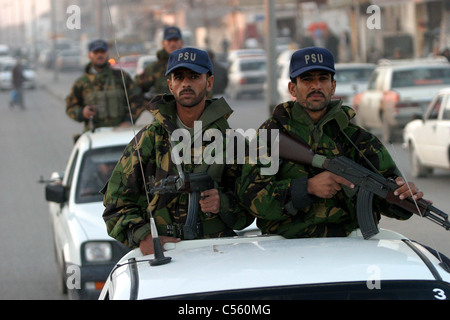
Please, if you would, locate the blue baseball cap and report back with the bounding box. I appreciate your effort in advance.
[163,26,182,41]
[165,47,213,76]
[289,47,335,79]
[89,39,108,52]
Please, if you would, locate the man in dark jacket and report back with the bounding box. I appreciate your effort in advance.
[65,39,143,134]
[135,26,183,98]
[11,60,26,109]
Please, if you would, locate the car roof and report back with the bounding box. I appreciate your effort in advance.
[75,127,137,152]
[376,57,450,69]
[437,86,450,94]
[335,63,376,69]
[103,229,450,299]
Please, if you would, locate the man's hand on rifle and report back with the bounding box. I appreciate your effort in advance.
[307,172,355,199]
[139,234,180,256]
[83,105,97,119]
[393,177,424,201]
[199,189,220,214]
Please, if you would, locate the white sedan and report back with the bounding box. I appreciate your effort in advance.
[44,127,135,299]
[100,228,450,300]
[403,87,450,178]
[0,60,36,90]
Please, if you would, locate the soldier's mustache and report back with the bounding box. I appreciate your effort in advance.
[180,89,195,95]
[307,91,325,98]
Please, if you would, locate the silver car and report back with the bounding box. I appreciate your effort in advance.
[354,58,450,143]
[226,56,266,100]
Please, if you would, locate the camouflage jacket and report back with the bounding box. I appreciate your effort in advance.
[135,49,171,95]
[238,100,412,238]
[65,63,144,132]
[103,95,254,247]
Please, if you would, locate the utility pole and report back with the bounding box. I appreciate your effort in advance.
[264,0,278,114]
[51,0,58,81]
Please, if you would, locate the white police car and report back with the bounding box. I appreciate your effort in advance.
[44,127,135,299]
[99,228,450,301]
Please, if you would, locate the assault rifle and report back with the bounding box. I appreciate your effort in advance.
[149,171,215,240]
[278,133,450,239]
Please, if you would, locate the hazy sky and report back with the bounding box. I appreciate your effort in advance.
[1,0,50,26]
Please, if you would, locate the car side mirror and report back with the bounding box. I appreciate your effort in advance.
[45,184,68,203]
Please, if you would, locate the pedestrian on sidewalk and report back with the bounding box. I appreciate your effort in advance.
[10,59,27,109]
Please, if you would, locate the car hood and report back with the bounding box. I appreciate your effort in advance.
[105,229,450,299]
[73,202,109,241]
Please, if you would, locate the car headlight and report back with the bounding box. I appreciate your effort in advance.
[84,242,112,262]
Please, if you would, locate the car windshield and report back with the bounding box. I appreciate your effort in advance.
[391,67,450,88]
[76,146,124,203]
[240,60,266,72]
[155,280,450,300]
[335,68,374,83]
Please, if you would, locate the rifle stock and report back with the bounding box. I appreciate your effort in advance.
[278,132,450,239]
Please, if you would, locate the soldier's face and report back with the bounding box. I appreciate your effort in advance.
[289,70,336,114]
[163,38,184,54]
[89,49,109,68]
[168,68,213,108]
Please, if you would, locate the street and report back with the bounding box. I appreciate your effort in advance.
[0,68,449,300]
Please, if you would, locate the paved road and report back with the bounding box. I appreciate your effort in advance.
[0,76,78,299]
[0,68,448,299]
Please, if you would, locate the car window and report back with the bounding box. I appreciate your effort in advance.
[75,146,124,204]
[391,67,450,88]
[240,60,266,72]
[443,95,450,120]
[157,280,450,300]
[334,68,374,83]
[367,70,380,90]
[427,95,443,120]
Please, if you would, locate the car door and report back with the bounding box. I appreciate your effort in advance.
[417,94,446,166]
[432,94,450,168]
[55,149,80,260]
[358,68,385,128]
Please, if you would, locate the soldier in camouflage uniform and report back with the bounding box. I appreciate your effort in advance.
[135,26,183,97]
[65,39,143,134]
[103,48,254,255]
[238,47,424,238]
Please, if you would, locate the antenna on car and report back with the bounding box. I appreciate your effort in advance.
[105,0,171,266]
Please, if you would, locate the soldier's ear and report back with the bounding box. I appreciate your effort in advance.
[167,77,174,94]
[288,80,297,98]
[206,74,214,91]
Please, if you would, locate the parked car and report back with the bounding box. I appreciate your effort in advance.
[403,87,450,178]
[112,54,143,78]
[135,54,157,77]
[353,58,450,142]
[99,228,450,300]
[333,63,375,107]
[55,49,81,71]
[227,49,265,63]
[44,127,134,299]
[0,59,36,90]
[225,56,266,100]
[275,49,296,102]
